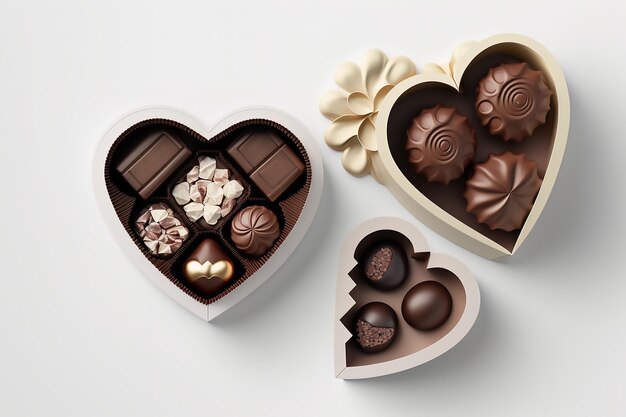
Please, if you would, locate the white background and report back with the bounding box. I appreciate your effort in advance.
[1,1,625,416]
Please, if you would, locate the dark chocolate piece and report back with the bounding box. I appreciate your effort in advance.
[134,203,189,257]
[354,302,398,353]
[401,281,452,330]
[464,152,542,232]
[227,129,305,201]
[115,131,191,199]
[182,239,236,297]
[405,105,476,184]
[231,205,281,257]
[476,62,552,141]
[362,241,408,290]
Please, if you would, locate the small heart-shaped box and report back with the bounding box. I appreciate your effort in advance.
[334,217,480,379]
[93,107,323,321]
[321,34,570,259]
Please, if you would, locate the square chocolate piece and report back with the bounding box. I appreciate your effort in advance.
[249,145,305,201]
[115,131,191,199]
[227,129,305,201]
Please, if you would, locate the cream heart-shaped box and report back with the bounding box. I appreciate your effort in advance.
[93,107,323,321]
[334,217,480,379]
[321,34,570,259]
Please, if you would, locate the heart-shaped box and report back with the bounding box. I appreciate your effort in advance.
[93,107,323,321]
[321,34,570,259]
[334,217,480,379]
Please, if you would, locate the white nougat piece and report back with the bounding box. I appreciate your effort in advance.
[198,156,216,180]
[183,202,204,222]
[172,182,191,205]
[204,182,224,205]
[186,165,200,183]
[223,180,244,199]
[213,169,229,186]
[203,204,221,225]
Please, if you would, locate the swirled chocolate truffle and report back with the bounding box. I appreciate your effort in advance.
[401,281,452,330]
[476,62,552,141]
[354,302,398,353]
[230,205,281,257]
[464,152,542,231]
[362,242,407,290]
[406,105,476,184]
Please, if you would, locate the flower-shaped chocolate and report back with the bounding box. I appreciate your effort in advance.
[320,50,416,180]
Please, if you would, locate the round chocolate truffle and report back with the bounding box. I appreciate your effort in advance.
[475,62,552,141]
[354,302,398,353]
[230,205,281,257]
[406,105,476,184]
[401,281,452,330]
[464,152,542,232]
[362,241,408,290]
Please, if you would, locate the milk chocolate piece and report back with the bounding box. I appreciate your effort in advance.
[227,130,305,201]
[475,62,552,141]
[231,205,281,257]
[401,281,452,330]
[405,105,476,184]
[354,302,398,353]
[464,152,542,232]
[182,239,236,297]
[362,241,407,290]
[115,131,191,199]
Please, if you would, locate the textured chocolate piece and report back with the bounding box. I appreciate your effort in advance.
[464,152,542,232]
[134,203,189,257]
[406,105,476,184]
[172,157,244,227]
[230,205,281,257]
[354,302,398,353]
[227,130,305,201]
[401,281,452,330]
[362,242,407,290]
[116,131,191,199]
[182,239,236,297]
[476,62,552,141]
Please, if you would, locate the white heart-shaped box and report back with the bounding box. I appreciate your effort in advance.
[93,107,323,321]
[335,217,480,379]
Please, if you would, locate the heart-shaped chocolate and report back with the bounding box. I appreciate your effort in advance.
[94,107,323,320]
[322,35,570,258]
[334,217,480,379]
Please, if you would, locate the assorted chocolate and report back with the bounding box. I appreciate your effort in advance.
[227,129,305,201]
[134,203,189,257]
[172,156,244,227]
[465,152,542,232]
[105,120,310,302]
[231,205,281,257]
[395,58,553,246]
[362,241,407,290]
[344,230,465,363]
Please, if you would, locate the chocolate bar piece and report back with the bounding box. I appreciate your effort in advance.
[115,131,191,199]
[227,130,304,201]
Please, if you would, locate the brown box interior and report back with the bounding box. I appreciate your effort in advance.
[104,118,311,304]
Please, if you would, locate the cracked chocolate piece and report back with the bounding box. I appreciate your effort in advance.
[134,203,189,257]
[362,242,408,290]
[354,302,398,353]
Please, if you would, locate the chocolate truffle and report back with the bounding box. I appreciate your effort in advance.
[401,281,452,330]
[116,131,191,199]
[464,152,542,232]
[405,105,476,184]
[230,205,281,257]
[476,62,552,141]
[182,239,236,297]
[362,241,408,290]
[354,302,398,353]
[134,203,189,257]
